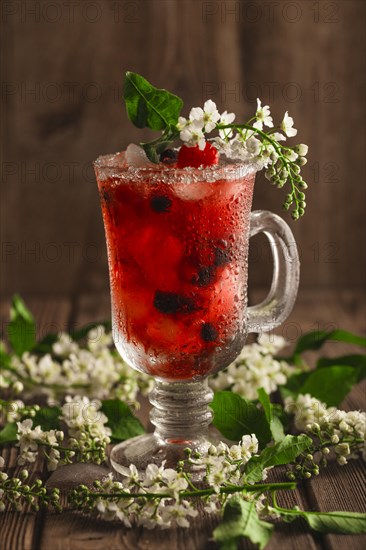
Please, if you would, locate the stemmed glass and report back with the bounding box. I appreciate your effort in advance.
[94,154,299,475]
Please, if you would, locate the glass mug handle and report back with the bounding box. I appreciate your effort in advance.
[247,210,300,333]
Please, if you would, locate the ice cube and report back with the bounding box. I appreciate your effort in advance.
[126,144,155,168]
[113,150,127,166]
[99,151,126,167]
[173,181,216,201]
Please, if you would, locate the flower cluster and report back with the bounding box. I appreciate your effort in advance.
[70,435,266,529]
[209,334,294,400]
[5,326,153,405]
[177,99,308,220]
[177,100,230,150]
[285,394,366,470]
[61,395,112,464]
[0,456,60,512]
[15,396,111,470]
[16,418,64,470]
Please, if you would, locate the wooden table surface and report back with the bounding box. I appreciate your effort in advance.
[1,289,365,550]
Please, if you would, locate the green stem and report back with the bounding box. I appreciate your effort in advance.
[77,481,297,501]
[216,123,282,154]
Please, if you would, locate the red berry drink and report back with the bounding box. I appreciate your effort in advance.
[95,151,255,381]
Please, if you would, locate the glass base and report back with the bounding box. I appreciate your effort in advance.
[110,379,214,479]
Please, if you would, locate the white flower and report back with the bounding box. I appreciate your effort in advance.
[12,381,24,394]
[253,99,273,130]
[17,419,43,449]
[177,116,190,131]
[284,149,298,162]
[281,111,297,137]
[162,469,188,499]
[52,333,79,357]
[143,462,166,487]
[189,99,220,133]
[270,132,287,142]
[127,464,139,484]
[228,134,262,163]
[180,126,206,150]
[204,495,219,514]
[257,333,287,353]
[206,462,229,493]
[241,434,258,457]
[6,327,151,405]
[48,448,61,471]
[0,457,5,468]
[209,338,292,400]
[295,143,308,156]
[219,110,236,139]
[160,500,198,528]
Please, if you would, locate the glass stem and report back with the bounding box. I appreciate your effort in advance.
[149,379,213,444]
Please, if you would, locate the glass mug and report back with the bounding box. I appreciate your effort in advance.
[94,154,299,474]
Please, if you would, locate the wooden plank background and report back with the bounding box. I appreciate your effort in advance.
[1,0,365,299]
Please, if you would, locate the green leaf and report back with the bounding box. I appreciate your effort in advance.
[292,330,366,358]
[298,365,366,407]
[32,407,61,431]
[317,354,366,370]
[303,510,366,534]
[32,321,112,354]
[282,361,366,407]
[70,321,112,342]
[32,333,59,354]
[101,399,145,442]
[279,507,366,535]
[0,344,12,369]
[0,423,18,446]
[257,388,285,443]
[213,498,273,550]
[142,125,179,163]
[245,435,312,482]
[211,391,271,448]
[7,295,36,356]
[124,71,183,131]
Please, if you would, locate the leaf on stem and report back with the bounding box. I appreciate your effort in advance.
[0,423,18,446]
[213,498,273,550]
[245,434,312,483]
[281,362,366,407]
[101,399,145,441]
[291,330,366,359]
[7,295,36,356]
[32,407,61,431]
[278,507,366,535]
[210,391,272,448]
[257,388,285,443]
[142,125,179,163]
[124,71,183,131]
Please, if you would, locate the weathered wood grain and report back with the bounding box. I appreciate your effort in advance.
[1,0,365,298]
[306,460,366,550]
[0,298,73,550]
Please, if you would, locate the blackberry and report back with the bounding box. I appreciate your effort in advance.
[201,323,218,342]
[153,291,195,314]
[160,149,178,164]
[193,265,216,287]
[150,195,172,213]
[214,247,231,267]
